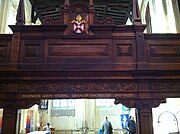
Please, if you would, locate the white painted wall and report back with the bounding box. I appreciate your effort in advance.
[138,0,180,33]
[153,98,180,134]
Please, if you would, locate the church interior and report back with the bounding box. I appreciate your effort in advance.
[0,0,180,134]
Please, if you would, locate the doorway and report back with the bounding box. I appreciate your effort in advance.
[17,99,135,134]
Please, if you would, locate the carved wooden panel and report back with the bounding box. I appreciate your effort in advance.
[20,39,43,63]
[150,81,180,91]
[0,100,39,109]
[143,34,180,70]
[114,39,136,63]
[117,99,166,108]
[150,46,179,57]
[117,44,132,56]
[149,45,180,61]
[17,80,138,93]
[45,39,112,63]
[0,41,10,64]
[146,37,180,63]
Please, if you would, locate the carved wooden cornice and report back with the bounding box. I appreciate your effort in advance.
[1,80,180,100]
[17,80,138,93]
[150,81,180,91]
[1,80,180,92]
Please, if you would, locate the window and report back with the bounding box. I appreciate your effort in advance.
[52,99,75,108]
[96,99,115,107]
[51,99,75,116]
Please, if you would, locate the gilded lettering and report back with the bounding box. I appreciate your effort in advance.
[22,94,41,98]
[42,94,53,98]
[83,94,90,97]
[54,94,69,98]
[89,94,111,98]
[72,94,84,98]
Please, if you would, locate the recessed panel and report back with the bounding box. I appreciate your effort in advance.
[117,44,132,56]
[49,44,109,57]
[20,40,43,63]
[25,44,40,57]
[150,46,179,57]
[0,42,9,63]
[0,46,7,63]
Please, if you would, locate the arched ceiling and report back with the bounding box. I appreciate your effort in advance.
[29,0,133,25]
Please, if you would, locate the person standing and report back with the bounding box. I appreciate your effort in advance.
[102,117,113,134]
[127,116,136,134]
[43,123,52,131]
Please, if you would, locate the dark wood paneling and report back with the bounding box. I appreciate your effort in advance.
[145,34,180,69]
[46,40,112,64]
[0,35,12,64]
[20,39,43,63]
[114,39,136,63]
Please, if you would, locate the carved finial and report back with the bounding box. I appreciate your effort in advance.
[89,0,93,7]
[64,0,70,24]
[16,0,25,25]
[133,0,142,25]
[89,0,94,24]
[64,0,69,9]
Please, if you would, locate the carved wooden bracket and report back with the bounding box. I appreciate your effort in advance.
[0,100,40,109]
[115,98,166,108]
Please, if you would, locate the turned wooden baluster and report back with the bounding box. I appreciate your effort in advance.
[64,0,70,25]
[89,0,94,25]
[133,0,142,25]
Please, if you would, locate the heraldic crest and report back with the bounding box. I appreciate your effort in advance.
[71,14,86,34]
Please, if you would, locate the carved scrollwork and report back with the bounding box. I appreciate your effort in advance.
[115,99,136,108]
[135,99,166,108]
[42,16,64,25]
[115,99,166,108]
[0,100,40,109]
[17,80,138,93]
[150,81,180,91]
[70,4,88,13]
[94,17,114,24]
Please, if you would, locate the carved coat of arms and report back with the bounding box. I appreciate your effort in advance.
[71,15,86,34]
